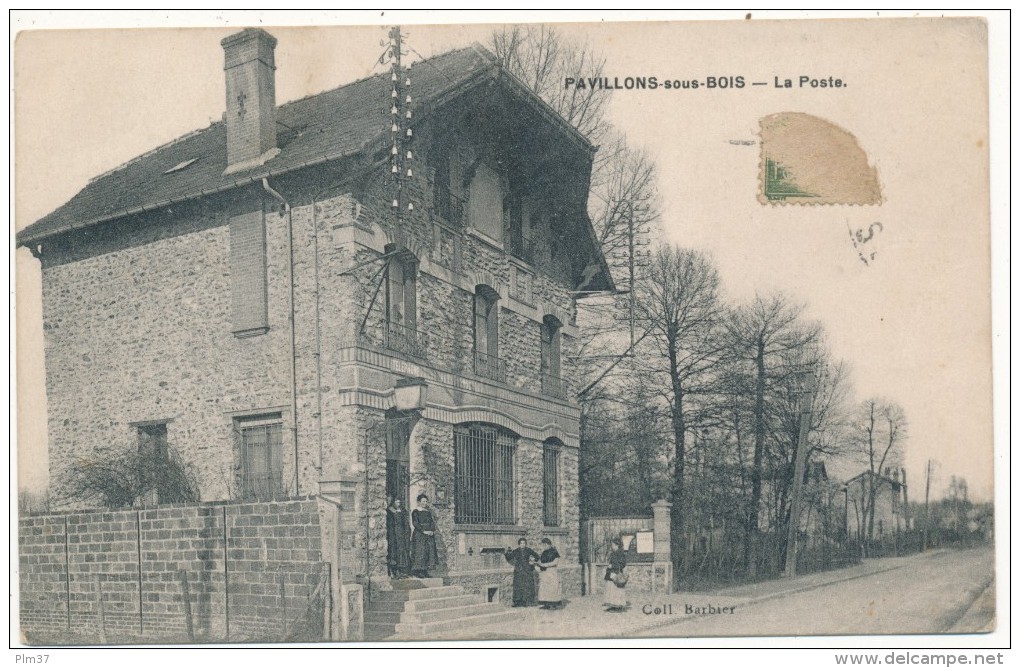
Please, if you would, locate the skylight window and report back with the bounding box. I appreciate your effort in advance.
[164,158,199,174]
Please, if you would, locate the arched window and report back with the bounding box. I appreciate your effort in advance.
[454,423,517,525]
[473,285,504,382]
[540,315,564,399]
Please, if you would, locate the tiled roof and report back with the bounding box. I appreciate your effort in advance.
[18,45,524,246]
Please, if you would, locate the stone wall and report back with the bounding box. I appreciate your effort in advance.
[18,498,323,644]
[40,188,298,507]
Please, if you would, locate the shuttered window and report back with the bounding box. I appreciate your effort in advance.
[230,210,269,336]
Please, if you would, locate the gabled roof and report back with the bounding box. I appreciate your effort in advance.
[18,44,595,248]
[846,470,903,487]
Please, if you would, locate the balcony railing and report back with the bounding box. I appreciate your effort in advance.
[507,232,538,264]
[361,321,430,360]
[435,185,465,228]
[541,372,568,400]
[473,350,507,384]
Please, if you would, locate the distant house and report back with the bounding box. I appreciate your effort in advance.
[17,28,613,595]
[846,468,910,542]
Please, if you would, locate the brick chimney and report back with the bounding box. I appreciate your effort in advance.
[221,28,279,174]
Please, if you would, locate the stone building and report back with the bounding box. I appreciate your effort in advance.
[18,28,612,599]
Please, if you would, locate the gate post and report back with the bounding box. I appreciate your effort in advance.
[651,499,673,591]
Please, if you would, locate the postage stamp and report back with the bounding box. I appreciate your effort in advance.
[759,112,883,205]
[11,11,1000,656]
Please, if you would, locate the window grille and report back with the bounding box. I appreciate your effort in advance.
[236,417,283,501]
[454,424,517,525]
[543,444,561,527]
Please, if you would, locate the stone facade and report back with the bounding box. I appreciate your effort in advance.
[32,36,607,604]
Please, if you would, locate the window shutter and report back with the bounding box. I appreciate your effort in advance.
[474,292,487,356]
[229,210,269,336]
[486,298,499,359]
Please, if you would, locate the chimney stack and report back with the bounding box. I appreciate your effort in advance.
[221,28,279,174]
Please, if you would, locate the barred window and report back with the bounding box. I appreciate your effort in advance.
[543,442,561,527]
[235,414,283,501]
[454,424,517,525]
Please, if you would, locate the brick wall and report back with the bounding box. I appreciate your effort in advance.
[18,498,323,644]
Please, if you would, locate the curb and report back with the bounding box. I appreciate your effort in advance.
[941,576,995,633]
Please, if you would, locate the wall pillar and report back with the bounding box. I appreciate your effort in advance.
[651,499,673,591]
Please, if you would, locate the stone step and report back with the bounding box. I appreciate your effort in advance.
[366,601,498,627]
[387,577,445,590]
[368,594,481,614]
[365,610,403,626]
[364,621,398,641]
[400,602,502,626]
[393,608,523,638]
[373,585,465,602]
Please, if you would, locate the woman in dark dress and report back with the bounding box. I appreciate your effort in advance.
[536,537,564,610]
[504,537,539,607]
[386,497,411,578]
[410,493,439,578]
[604,536,628,611]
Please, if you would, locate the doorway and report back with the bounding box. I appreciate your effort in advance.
[385,409,413,510]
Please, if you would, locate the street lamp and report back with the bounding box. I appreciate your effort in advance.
[392,376,428,412]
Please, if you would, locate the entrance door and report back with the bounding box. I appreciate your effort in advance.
[385,410,412,509]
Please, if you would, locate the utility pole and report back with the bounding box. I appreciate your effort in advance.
[627,202,636,348]
[922,458,933,551]
[784,366,815,578]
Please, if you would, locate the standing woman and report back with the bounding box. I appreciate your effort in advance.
[386,497,411,578]
[410,493,439,578]
[504,537,539,607]
[604,536,628,611]
[536,537,564,610]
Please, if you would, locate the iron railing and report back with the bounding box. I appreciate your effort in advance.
[360,321,429,360]
[473,350,507,384]
[435,185,465,228]
[541,372,568,400]
[454,424,517,525]
[507,233,538,264]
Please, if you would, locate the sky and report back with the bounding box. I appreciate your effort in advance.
[12,11,1007,503]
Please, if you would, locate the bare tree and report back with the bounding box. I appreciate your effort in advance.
[490,25,612,145]
[850,398,908,549]
[629,245,724,576]
[724,293,821,576]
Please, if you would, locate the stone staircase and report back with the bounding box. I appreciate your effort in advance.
[364,578,521,640]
